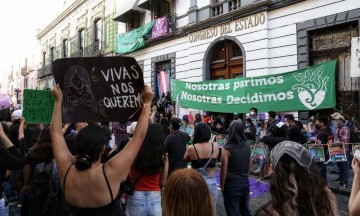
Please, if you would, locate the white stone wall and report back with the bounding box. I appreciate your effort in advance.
[126,0,360,87]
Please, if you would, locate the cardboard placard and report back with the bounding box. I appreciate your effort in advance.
[52,56,144,123]
[309,144,325,162]
[23,89,54,123]
[253,143,266,159]
[329,143,347,162]
[215,134,226,147]
[352,144,360,159]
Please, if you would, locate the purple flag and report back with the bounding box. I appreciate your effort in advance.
[152,16,169,39]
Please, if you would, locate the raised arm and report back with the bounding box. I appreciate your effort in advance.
[0,123,25,170]
[50,84,74,176]
[18,117,25,140]
[107,85,154,179]
[349,158,360,215]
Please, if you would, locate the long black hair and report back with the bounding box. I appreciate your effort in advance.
[27,127,53,160]
[270,154,337,216]
[134,123,166,175]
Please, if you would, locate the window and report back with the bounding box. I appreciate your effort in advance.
[42,52,46,68]
[24,78,28,89]
[151,0,169,19]
[30,78,34,89]
[78,29,85,50]
[94,19,102,50]
[210,40,243,80]
[50,47,54,63]
[127,12,143,32]
[63,39,68,57]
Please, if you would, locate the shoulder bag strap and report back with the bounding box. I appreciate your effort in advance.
[201,143,214,170]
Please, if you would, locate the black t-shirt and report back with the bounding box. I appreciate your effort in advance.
[164,131,190,176]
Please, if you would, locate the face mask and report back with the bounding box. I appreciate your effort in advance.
[250,111,255,116]
[335,120,342,127]
[246,123,250,127]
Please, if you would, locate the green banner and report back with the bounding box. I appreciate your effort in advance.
[171,60,336,113]
[23,89,54,123]
[115,20,155,54]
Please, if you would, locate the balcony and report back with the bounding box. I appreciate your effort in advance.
[43,64,52,76]
[115,14,177,54]
[21,66,34,77]
[8,74,13,82]
[212,0,241,17]
[83,41,101,57]
[70,49,84,57]
[37,67,44,78]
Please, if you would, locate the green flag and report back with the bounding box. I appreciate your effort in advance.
[171,60,337,113]
[115,20,155,54]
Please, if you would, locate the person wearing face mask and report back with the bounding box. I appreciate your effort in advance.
[249,108,261,141]
[314,116,333,183]
[244,118,256,141]
[333,114,351,189]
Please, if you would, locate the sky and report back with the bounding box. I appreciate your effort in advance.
[0,1,70,92]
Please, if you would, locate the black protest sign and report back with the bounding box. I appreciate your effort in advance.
[23,89,54,123]
[52,56,144,123]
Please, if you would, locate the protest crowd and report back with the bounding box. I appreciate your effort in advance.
[1,69,360,216]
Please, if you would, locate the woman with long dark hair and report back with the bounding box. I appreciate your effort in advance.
[220,121,251,216]
[125,123,168,215]
[184,122,219,205]
[21,127,53,216]
[50,84,153,216]
[160,117,170,137]
[255,141,338,216]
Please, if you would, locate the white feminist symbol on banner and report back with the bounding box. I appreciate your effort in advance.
[292,65,329,110]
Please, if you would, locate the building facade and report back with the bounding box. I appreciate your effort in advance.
[7,59,38,107]
[113,0,360,122]
[36,0,118,90]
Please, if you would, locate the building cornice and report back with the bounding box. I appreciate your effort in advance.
[181,0,305,33]
[36,0,87,39]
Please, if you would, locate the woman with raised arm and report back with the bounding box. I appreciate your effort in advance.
[50,84,153,216]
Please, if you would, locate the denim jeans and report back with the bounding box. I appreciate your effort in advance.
[0,197,8,216]
[316,162,327,184]
[198,170,218,205]
[337,150,351,185]
[223,178,251,216]
[125,191,162,216]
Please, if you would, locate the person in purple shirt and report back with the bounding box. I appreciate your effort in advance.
[333,114,350,189]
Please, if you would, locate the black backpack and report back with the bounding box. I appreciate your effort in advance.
[32,160,53,187]
[350,130,360,143]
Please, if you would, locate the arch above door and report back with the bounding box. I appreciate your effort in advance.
[203,36,246,81]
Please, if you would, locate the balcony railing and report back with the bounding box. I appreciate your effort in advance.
[70,49,84,57]
[37,67,44,78]
[8,74,13,82]
[43,64,52,76]
[212,0,242,17]
[84,41,101,57]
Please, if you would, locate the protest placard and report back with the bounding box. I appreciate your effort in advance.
[329,143,347,162]
[215,134,226,147]
[309,144,325,162]
[23,89,54,123]
[253,142,266,159]
[52,56,144,123]
[352,144,360,158]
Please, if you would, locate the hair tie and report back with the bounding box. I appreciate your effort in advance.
[75,154,92,171]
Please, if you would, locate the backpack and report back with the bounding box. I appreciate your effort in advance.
[42,159,69,216]
[32,160,53,187]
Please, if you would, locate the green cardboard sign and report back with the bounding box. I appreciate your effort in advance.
[171,60,337,113]
[253,143,266,159]
[23,89,54,123]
